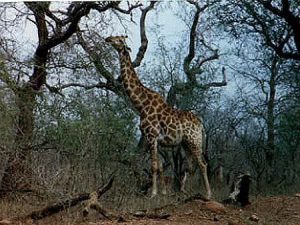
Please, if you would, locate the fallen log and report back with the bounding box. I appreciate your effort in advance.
[23,175,114,220]
[183,193,207,203]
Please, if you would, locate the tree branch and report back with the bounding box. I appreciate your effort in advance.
[23,175,114,220]
[183,0,219,83]
[59,82,110,90]
[25,1,141,94]
[201,67,227,90]
[110,1,143,14]
[45,83,64,96]
[132,1,157,67]
[45,81,113,96]
[76,31,124,95]
[24,2,99,90]
[166,0,226,107]
[0,60,18,92]
[196,50,219,69]
[45,4,92,50]
[183,0,202,83]
[257,0,300,59]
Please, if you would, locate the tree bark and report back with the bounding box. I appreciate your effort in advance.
[265,57,278,183]
[1,85,36,193]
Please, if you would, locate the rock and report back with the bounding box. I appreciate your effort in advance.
[227,219,240,225]
[133,210,147,217]
[249,214,259,222]
[213,215,221,221]
[184,209,193,215]
[295,193,300,198]
[0,220,12,225]
[203,201,226,213]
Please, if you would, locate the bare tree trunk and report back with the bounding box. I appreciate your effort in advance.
[265,58,277,184]
[1,86,35,193]
[0,2,93,195]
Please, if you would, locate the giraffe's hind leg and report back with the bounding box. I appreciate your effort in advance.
[147,137,159,198]
[183,141,212,200]
[149,141,167,196]
[158,160,167,195]
[196,152,212,200]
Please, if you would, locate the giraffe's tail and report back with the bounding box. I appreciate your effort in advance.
[201,123,209,162]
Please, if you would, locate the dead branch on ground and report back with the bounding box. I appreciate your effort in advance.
[20,175,114,221]
[82,191,123,221]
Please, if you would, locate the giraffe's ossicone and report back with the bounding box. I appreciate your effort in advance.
[105,35,212,200]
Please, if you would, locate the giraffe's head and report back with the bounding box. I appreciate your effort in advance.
[105,35,131,52]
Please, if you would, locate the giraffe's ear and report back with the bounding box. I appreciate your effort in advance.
[126,46,132,52]
[120,35,128,41]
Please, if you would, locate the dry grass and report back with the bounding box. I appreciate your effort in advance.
[1,192,300,225]
[0,169,264,225]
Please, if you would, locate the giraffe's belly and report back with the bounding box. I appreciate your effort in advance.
[158,129,182,147]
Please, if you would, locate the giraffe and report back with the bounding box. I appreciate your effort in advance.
[105,35,212,199]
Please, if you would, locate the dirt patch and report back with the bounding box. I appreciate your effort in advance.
[1,194,300,225]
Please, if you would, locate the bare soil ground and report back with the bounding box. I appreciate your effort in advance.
[1,194,300,225]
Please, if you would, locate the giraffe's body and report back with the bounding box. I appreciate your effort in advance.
[105,36,212,199]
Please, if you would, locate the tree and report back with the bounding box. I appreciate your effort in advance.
[166,0,226,108]
[257,0,300,60]
[231,40,297,185]
[220,0,300,61]
[276,61,300,186]
[0,2,142,194]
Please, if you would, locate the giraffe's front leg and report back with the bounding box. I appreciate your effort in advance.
[185,140,212,200]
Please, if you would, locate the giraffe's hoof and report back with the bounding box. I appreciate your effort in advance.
[162,189,167,195]
[206,192,212,201]
[150,191,158,199]
[180,188,188,194]
[150,194,157,199]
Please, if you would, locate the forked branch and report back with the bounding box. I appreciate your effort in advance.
[183,0,226,88]
[54,2,155,96]
[21,175,114,221]
[201,67,227,90]
[132,1,157,67]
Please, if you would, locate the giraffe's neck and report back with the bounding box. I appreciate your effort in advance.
[119,49,148,112]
